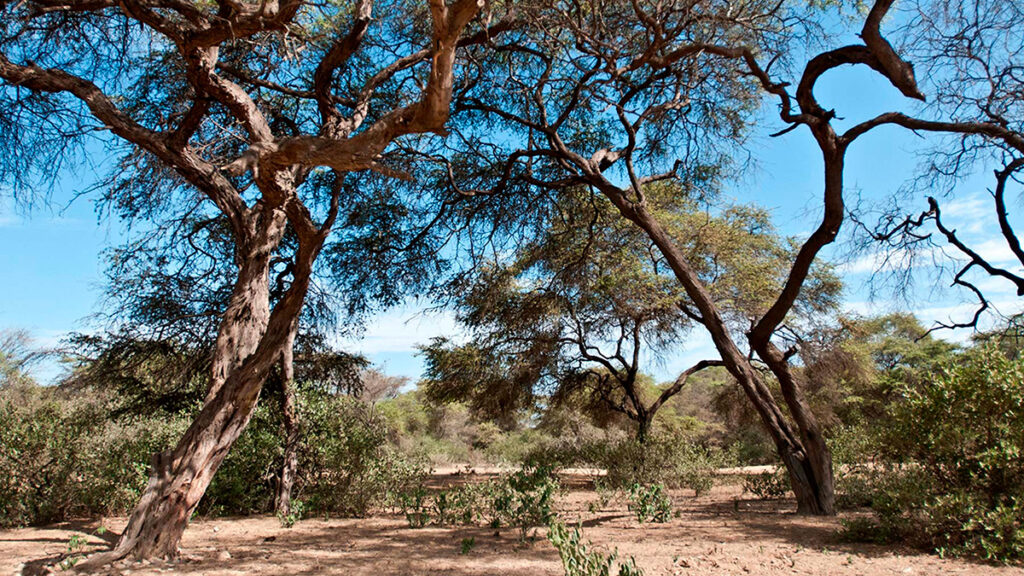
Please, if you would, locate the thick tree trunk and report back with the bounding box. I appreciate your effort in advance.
[635,416,650,444]
[275,325,300,517]
[77,215,321,568]
[96,363,275,561]
[610,199,835,515]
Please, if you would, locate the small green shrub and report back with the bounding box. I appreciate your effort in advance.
[838,516,899,544]
[397,485,431,529]
[743,468,789,500]
[276,499,305,528]
[547,518,644,576]
[394,464,560,539]
[0,382,428,527]
[489,464,560,540]
[626,483,672,523]
[0,385,188,527]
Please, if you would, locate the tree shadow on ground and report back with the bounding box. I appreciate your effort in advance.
[15,516,561,576]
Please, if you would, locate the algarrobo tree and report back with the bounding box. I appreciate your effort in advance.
[91,210,367,517]
[423,185,838,443]
[441,0,842,514]
[440,0,1022,514]
[0,0,486,563]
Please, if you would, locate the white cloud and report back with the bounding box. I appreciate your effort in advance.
[835,246,935,275]
[340,304,465,356]
[913,297,1024,339]
[964,238,1024,267]
[941,195,992,235]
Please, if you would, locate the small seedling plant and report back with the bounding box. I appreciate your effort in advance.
[626,483,672,523]
[547,518,644,576]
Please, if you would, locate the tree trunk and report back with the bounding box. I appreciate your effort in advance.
[756,342,835,514]
[94,362,276,561]
[275,324,300,517]
[608,197,835,515]
[635,416,650,444]
[76,214,322,568]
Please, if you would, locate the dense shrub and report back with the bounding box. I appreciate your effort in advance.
[743,468,789,500]
[0,384,186,526]
[0,382,425,527]
[297,391,426,516]
[839,345,1024,563]
[601,434,731,495]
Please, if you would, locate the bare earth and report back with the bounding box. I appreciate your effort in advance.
[3,474,1022,576]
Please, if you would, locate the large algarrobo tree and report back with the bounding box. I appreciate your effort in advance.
[423,185,837,443]
[0,0,485,563]
[440,0,1022,514]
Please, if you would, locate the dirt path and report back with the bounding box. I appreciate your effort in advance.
[2,483,1021,575]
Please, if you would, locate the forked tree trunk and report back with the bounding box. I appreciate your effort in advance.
[756,341,835,514]
[613,200,835,515]
[275,325,300,517]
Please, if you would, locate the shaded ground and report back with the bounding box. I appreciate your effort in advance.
[3,475,1022,575]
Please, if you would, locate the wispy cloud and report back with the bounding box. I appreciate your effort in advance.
[340,305,465,356]
[941,195,992,235]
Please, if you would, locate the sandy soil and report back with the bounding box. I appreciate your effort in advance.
[3,475,1022,576]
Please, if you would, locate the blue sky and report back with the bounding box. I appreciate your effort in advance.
[3,31,1022,385]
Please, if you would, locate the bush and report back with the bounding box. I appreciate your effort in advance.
[841,344,1024,563]
[297,392,426,516]
[0,384,186,527]
[743,468,789,500]
[601,434,730,495]
[396,464,560,540]
[547,518,644,576]
[490,464,560,539]
[0,382,427,527]
[626,483,672,523]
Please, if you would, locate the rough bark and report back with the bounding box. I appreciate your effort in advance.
[0,0,485,569]
[275,324,300,517]
[76,225,322,568]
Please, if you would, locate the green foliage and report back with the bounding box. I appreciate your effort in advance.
[460,537,476,555]
[547,518,644,576]
[490,464,560,540]
[0,380,425,527]
[626,483,672,523]
[838,344,1024,563]
[396,464,560,541]
[276,500,305,529]
[801,313,958,430]
[397,485,431,529]
[0,384,186,527]
[838,516,898,544]
[601,434,730,495]
[297,392,426,517]
[743,469,790,500]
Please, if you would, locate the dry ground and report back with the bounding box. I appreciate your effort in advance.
[3,473,1022,576]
